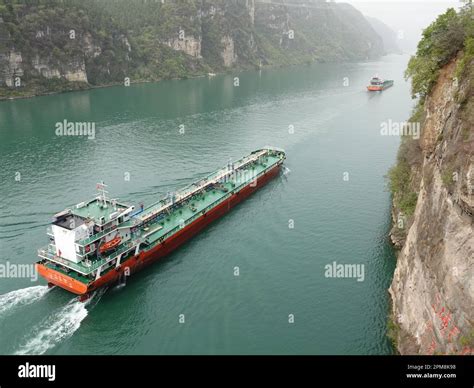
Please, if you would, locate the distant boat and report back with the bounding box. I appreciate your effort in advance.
[208,73,216,78]
[367,76,394,91]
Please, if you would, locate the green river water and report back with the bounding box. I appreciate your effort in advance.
[0,54,414,354]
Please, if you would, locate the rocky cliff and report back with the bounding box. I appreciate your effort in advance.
[388,7,473,354]
[0,0,384,99]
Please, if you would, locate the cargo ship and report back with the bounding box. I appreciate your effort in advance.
[37,147,286,300]
[367,76,394,91]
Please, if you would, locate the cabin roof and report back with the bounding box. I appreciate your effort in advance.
[70,199,128,224]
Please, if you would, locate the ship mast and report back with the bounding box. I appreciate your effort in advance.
[96,181,109,208]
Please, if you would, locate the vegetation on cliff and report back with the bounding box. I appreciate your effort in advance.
[405,6,473,99]
[0,0,384,99]
[387,104,424,219]
[388,5,473,231]
[388,5,473,355]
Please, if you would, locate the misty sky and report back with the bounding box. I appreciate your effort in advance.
[345,0,465,53]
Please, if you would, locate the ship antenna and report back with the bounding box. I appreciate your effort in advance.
[96,181,109,207]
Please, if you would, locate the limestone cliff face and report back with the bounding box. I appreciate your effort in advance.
[0,0,384,98]
[254,1,383,62]
[31,54,88,83]
[0,50,23,87]
[389,56,474,355]
[164,36,203,58]
[221,36,237,67]
[0,15,93,87]
[247,0,256,25]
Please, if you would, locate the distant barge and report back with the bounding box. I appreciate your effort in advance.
[367,76,394,91]
[37,148,286,299]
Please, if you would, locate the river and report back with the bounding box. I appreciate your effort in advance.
[0,54,414,354]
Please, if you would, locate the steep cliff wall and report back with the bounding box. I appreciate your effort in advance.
[253,1,383,64]
[0,2,134,97]
[389,54,474,355]
[365,16,401,55]
[0,0,383,99]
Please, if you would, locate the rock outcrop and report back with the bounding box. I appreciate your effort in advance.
[1,50,23,87]
[164,36,202,58]
[221,36,237,67]
[389,55,474,355]
[0,0,384,99]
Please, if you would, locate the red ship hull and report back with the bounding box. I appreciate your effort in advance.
[37,163,282,297]
[367,85,383,91]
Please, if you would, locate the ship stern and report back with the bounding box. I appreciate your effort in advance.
[36,263,90,295]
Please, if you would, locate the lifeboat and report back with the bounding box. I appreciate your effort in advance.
[99,235,121,255]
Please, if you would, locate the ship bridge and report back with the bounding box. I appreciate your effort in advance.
[70,198,130,227]
[47,183,135,264]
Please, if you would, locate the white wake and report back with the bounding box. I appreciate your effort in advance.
[0,286,50,316]
[14,288,106,355]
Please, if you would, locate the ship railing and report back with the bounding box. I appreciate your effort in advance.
[84,242,136,273]
[77,224,118,247]
[46,226,54,237]
[262,145,285,154]
[138,151,270,224]
[37,247,91,275]
[38,241,136,275]
[155,159,278,243]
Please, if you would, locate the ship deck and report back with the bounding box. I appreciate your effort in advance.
[38,151,283,281]
[71,199,128,223]
[42,261,91,284]
[137,153,282,248]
